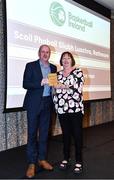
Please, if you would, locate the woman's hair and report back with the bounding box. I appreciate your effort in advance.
[60,51,75,66]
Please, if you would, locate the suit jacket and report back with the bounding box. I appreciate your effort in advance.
[23,60,57,113]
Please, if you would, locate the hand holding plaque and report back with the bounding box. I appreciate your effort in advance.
[48,73,58,86]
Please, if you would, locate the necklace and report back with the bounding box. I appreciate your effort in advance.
[63,68,72,77]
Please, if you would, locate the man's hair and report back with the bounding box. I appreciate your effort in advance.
[38,44,51,54]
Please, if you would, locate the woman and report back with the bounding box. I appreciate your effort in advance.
[53,51,84,173]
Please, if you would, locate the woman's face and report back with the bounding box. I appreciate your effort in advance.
[62,53,72,69]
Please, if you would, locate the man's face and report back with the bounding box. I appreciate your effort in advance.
[39,45,51,63]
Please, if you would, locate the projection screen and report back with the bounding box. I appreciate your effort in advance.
[5,0,111,110]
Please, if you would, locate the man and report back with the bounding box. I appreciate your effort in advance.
[23,44,57,178]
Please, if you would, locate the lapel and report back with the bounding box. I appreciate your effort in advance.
[36,60,43,78]
[50,64,54,73]
[36,60,55,76]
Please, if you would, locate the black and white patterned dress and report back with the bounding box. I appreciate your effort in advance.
[53,68,84,115]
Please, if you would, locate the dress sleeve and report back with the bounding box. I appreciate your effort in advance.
[68,68,84,92]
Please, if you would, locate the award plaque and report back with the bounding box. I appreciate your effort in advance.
[48,73,58,86]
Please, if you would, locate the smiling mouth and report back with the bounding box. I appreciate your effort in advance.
[64,63,69,65]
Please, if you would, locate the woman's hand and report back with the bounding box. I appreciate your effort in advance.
[54,83,69,89]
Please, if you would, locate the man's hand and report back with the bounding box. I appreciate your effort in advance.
[41,78,49,86]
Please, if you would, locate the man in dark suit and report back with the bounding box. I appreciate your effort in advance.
[23,44,57,178]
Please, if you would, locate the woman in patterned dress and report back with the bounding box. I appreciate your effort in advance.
[53,51,84,173]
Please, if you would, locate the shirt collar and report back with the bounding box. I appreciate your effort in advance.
[39,59,50,67]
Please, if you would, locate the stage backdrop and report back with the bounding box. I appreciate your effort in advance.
[5,0,111,111]
[0,0,114,152]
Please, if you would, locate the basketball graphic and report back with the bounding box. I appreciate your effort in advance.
[50,2,66,26]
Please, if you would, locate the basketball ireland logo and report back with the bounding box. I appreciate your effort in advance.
[50,2,66,26]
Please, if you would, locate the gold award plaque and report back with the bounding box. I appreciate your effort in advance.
[48,73,58,86]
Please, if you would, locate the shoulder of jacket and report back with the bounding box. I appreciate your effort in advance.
[26,60,39,66]
[50,63,57,68]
